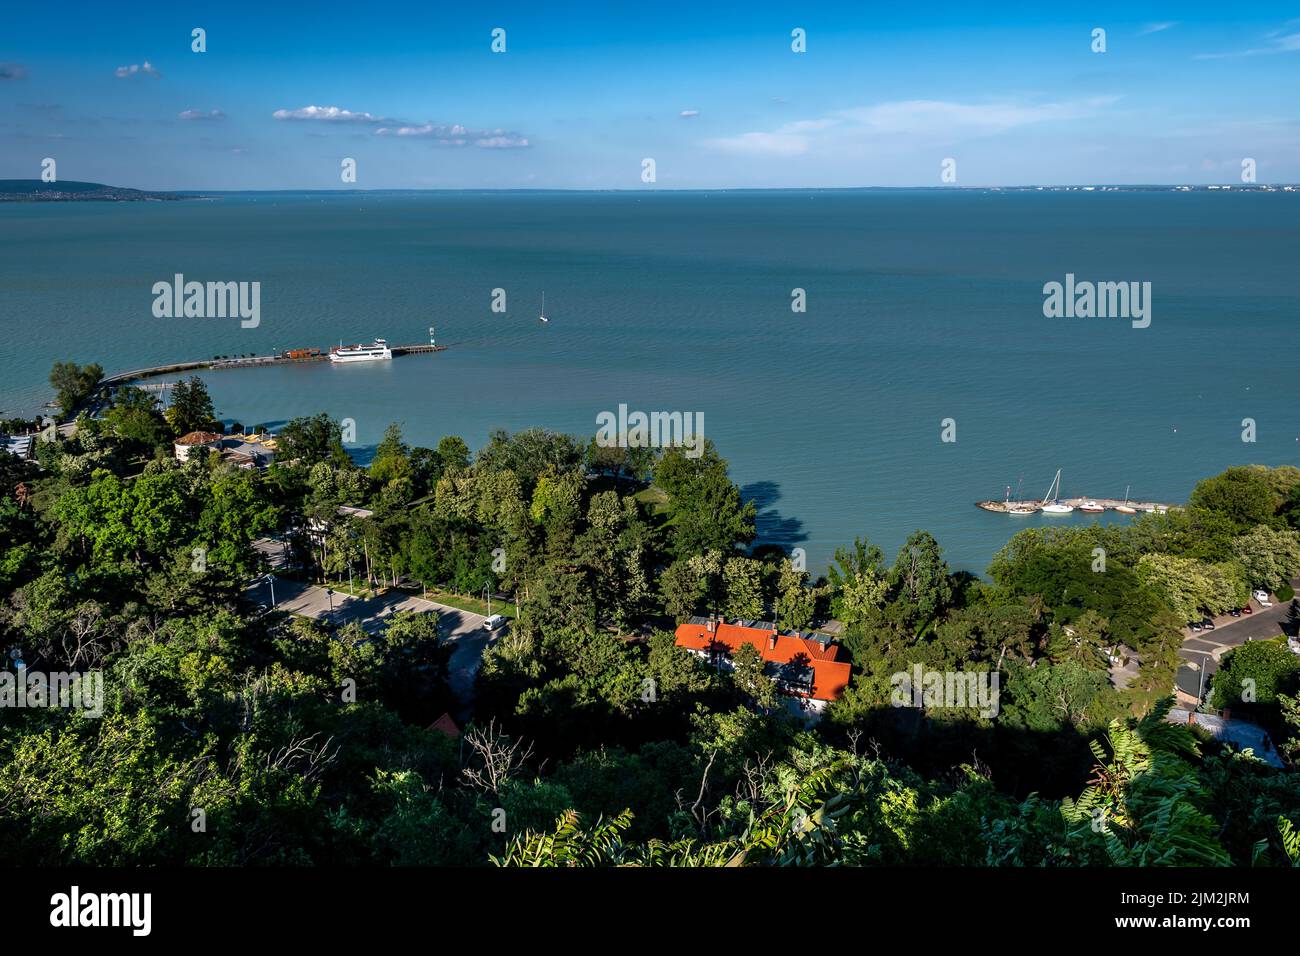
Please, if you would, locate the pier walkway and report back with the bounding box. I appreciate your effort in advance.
[99,343,447,387]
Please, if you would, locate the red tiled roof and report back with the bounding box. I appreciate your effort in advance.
[674,620,851,702]
[175,431,224,446]
[429,712,461,739]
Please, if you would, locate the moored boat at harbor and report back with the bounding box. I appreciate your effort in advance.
[329,338,393,363]
[1040,469,1074,514]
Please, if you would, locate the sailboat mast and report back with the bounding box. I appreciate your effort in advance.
[1043,469,1060,503]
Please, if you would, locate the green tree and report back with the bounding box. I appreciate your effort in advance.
[1136,553,1220,620]
[436,435,471,473]
[659,558,708,622]
[1046,610,1111,668]
[48,361,103,415]
[731,641,780,711]
[1057,699,1232,865]
[102,387,169,451]
[575,490,654,629]
[1189,468,1278,530]
[1231,526,1300,592]
[774,560,814,631]
[369,423,412,485]
[1210,640,1300,718]
[722,556,765,619]
[891,531,952,619]
[827,538,890,625]
[278,413,350,468]
[165,376,219,437]
[655,442,756,558]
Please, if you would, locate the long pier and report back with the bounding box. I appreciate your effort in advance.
[977,496,1179,514]
[100,343,447,387]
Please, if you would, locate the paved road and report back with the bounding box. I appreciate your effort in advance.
[1176,589,1298,701]
[246,577,503,718]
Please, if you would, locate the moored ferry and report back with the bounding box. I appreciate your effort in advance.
[329,338,393,363]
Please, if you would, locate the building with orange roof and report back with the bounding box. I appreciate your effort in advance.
[172,430,225,462]
[173,431,275,468]
[428,712,462,740]
[674,615,852,715]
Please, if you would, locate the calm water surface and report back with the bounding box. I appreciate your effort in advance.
[3,190,1297,573]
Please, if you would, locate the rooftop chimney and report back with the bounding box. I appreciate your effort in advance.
[768,635,777,651]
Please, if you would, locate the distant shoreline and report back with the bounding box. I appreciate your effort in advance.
[0,180,201,202]
[5,182,1299,198]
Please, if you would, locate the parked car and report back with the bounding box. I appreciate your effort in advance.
[1229,608,1242,618]
[1253,589,1273,606]
[1242,605,1253,615]
[1199,618,1215,631]
[1188,621,1203,632]
[482,614,506,631]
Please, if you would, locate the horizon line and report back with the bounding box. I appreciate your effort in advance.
[11,181,1299,194]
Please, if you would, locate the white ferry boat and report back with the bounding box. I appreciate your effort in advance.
[329,338,392,363]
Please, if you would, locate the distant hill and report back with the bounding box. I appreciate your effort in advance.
[0,180,197,201]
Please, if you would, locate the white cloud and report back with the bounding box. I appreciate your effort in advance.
[272,105,391,123]
[115,61,160,79]
[178,108,225,121]
[273,105,529,147]
[680,109,700,118]
[1195,27,1300,59]
[1138,22,1177,35]
[475,134,530,148]
[376,123,464,137]
[375,123,529,148]
[837,98,1116,135]
[706,129,809,156]
[705,97,1118,156]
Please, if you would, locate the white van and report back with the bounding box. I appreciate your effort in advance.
[483,614,506,631]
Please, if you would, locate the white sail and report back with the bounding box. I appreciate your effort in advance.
[1040,469,1073,513]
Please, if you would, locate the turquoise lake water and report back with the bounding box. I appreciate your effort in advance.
[2,190,1297,574]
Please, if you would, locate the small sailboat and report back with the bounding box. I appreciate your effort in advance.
[1039,469,1074,514]
[1115,485,1137,514]
[539,291,548,323]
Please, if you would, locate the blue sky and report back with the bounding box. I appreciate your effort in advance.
[2,1,1298,188]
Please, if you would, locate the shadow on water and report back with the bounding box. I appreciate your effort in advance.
[742,480,806,554]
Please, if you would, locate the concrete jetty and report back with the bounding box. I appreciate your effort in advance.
[100,342,447,387]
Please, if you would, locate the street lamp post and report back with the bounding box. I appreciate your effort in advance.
[266,574,276,608]
[326,587,335,624]
[483,584,492,617]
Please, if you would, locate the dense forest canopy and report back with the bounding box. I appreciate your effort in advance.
[2,382,1299,866]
